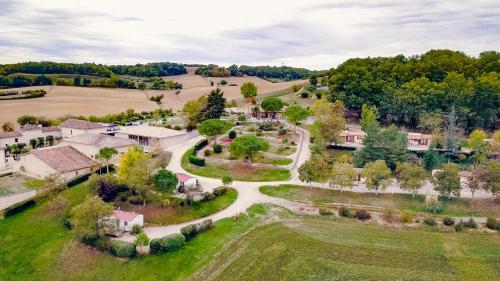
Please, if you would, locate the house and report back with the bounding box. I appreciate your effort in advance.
[407,132,432,149]
[0,147,5,170]
[59,119,108,138]
[115,125,189,151]
[21,146,97,181]
[339,130,366,145]
[20,125,61,142]
[56,133,136,160]
[0,131,22,147]
[176,173,198,190]
[111,210,144,232]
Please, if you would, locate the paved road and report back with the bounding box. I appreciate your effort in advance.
[0,190,37,210]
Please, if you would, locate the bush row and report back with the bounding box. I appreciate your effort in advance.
[150,233,186,254]
[187,147,206,166]
[201,187,227,202]
[180,219,213,241]
[110,240,137,258]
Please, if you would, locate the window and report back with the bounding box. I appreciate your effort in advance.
[124,221,128,226]
[75,171,79,176]
[15,138,18,143]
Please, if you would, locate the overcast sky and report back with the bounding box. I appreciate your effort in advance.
[0,0,498,70]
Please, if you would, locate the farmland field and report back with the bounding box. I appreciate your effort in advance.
[0,67,305,124]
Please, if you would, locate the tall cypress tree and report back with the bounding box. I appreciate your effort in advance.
[198,88,226,121]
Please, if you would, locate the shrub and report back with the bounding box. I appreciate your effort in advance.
[181,225,197,241]
[195,219,213,233]
[213,144,222,153]
[319,209,333,216]
[131,224,142,235]
[228,130,237,139]
[425,194,442,214]
[454,221,465,232]
[301,92,309,98]
[220,79,228,85]
[204,149,212,156]
[135,232,149,246]
[381,210,399,223]
[485,217,500,230]
[128,195,143,205]
[259,121,273,131]
[338,207,352,218]
[443,217,455,226]
[464,218,477,229]
[400,212,415,223]
[150,234,185,254]
[189,155,205,166]
[355,209,371,221]
[201,192,215,202]
[423,217,437,226]
[173,125,181,130]
[237,115,246,122]
[278,128,287,135]
[110,241,137,258]
[213,186,227,197]
[194,139,209,151]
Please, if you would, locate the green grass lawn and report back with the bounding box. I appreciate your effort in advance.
[194,218,500,281]
[260,184,500,217]
[182,150,291,181]
[24,179,44,189]
[253,154,293,165]
[269,145,297,156]
[0,180,276,281]
[117,188,238,225]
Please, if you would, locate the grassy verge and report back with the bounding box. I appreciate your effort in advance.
[117,188,238,225]
[182,150,291,181]
[253,154,292,165]
[0,179,277,281]
[193,218,500,281]
[260,184,500,217]
[24,179,44,189]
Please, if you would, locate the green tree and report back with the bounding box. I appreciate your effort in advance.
[298,160,316,186]
[197,119,230,145]
[330,162,357,193]
[397,164,426,197]
[70,196,114,239]
[360,104,379,131]
[198,88,226,121]
[311,154,331,187]
[45,135,54,146]
[229,135,269,166]
[444,106,461,152]
[222,176,233,186]
[118,146,153,205]
[362,160,392,195]
[17,115,37,126]
[135,232,150,246]
[432,163,461,198]
[73,75,81,86]
[240,81,257,100]
[29,139,37,149]
[260,97,284,119]
[153,169,178,192]
[491,131,500,156]
[467,129,491,164]
[482,160,500,201]
[283,104,309,132]
[97,147,118,174]
[422,149,442,171]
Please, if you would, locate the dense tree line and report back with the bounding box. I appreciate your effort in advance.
[195,64,318,80]
[0,61,186,78]
[327,50,500,131]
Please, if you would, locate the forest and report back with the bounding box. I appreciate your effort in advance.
[327,50,499,131]
[195,64,317,80]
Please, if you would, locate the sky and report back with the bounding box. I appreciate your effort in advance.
[0,0,499,70]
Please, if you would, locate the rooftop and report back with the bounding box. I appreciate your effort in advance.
[176,173,194,182]
[62,133,136,149]
[113,210,139,222]
[21,125,61,133]
[59,119,106,130]
[0,131,22,139]
[118,125,187,139]
[32,146,96,173]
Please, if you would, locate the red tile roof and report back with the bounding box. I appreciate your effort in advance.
[60,119,106,130]
[176,173,194,182]
[32,146,97,173]
[113,210,138,222]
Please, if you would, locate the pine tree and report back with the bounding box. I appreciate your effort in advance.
[198,88,226,121]
[444,106,460,152]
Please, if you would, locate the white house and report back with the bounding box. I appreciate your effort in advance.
[339,130,366,146]
[0,131,23,148]
[407,132,432,150]
[20,125,61,142]
[56,133,136,161]
[59,119,108,138]
[111,210,144,232]
[115,125,189,151]
[21,146,97,181]
[176,173,198,189]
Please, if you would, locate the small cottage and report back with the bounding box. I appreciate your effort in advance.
[111,210,144,232]
[176,173,198,190]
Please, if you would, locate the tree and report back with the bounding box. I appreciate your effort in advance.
[197,119,230,145]
[397,164,426,197]
[260,97,284,119]
[362,160,392,195]
[229,135,269,166]
[298,161,316,186]
[153,169,178,192]
[222,176,233,186]
[311,154,331,186]
[181,96,205,129]
[360,104,379,131]
[240,81,257,100]
[37,137,45,148]
[283,104,309,132]
[29,139,37,149]
[444,106,461,152]
[432,163,461,198]
[17,115,37,126]
[482,160,500,201]
[45,135,54,146]
[422,149,442,171]
[198,88,226,121]
[73,75,81,86]
[118,146,153,205]
[330,163,357,193]
[467,129,491,164]
[97,147,118,174]
[1,122,14,132]
[467,164,485,201]
[491,131,500,156]
[70,196,114,239]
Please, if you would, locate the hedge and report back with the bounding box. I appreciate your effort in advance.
[150,234,185,254]
[194,139,208,151]
[180,219,213,241]
[110,241,137,258]
[187,147,206,166]
[1,198,36,218]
